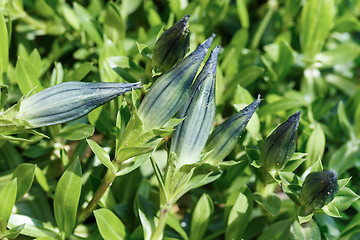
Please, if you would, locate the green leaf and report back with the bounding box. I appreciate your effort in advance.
[15,57,44,95]
[331,187,359,211]
[190,194,214,240]
[305,124,325,168]
[166,213,189,240]
[104,2,125,44]
[355,102,360,138]
[291,220,321,240]
[8,214,58,238]
[315,42,360,67]
[253,193,281,216]
[338,177,351,189]
[0,12,8,84]
[65,62,93,82]
[87,139,116,173]
[233,66,264,88]
[258,219,293,240]
[298,206,314,224]
[60,123,95,141]
[11,163,36,201]
[94,208,128,240]
[257,97,306,117]
[136,195,155,240]
[73,2,103,46]
[35,166,50,193]
[54,159,82,238]
[1,223,25,239]
[328,141,358,176]
[276,40,294,81]
[300,0,334,59]
[236,0,249,28]
[0,179,17,223]
[226,188,253,240]
[322,203,341,218]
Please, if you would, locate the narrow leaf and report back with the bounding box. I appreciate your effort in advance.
[0,179,17,223]
[87,139,115,173]
[0,12,8,84]
[94,208,127,240]
[190,194,214,240]
[11,163,36,201]
[54,159,82,238]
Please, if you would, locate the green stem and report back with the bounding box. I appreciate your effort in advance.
[77,168,116,224]
[150,205,170,240]
[250,0,276,49]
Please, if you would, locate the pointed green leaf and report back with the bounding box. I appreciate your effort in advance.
[15,57,44,95]
[0,179,17,223]
[11,163,36,201]
[253,193,281,216]
[8,214,58,238]
[306,124,325,168]
[258,219,293,240]
[94,208,128,240]
[54,159,82,238]
[0,12,8,84]
[190,194,214,240]
[87,139,115,173]
[60,124,95,141]
[1,223,25,239]
[137,195,155,240]
[226,188,253,240]
[166,213,189,240]
[331,187,359,211]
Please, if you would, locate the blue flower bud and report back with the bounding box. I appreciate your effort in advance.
[203,96,261,165]
[138,34,215,130]
[152,15,190,71]
[171,46,220,167]
[300,170,339,210]
[16,81,141,127]
[261,111,301,171]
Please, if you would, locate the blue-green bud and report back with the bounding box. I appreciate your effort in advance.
[203,96,261,165]
[138,34,215,130]
[152,15,190,71]
[260,111,301,171]
[15,81,141,127]
[300,170,339,210]
[171,46,219,167]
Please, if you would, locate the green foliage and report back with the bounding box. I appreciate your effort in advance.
[0,0,360,239]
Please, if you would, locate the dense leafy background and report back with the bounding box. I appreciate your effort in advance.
[0,0,360,239]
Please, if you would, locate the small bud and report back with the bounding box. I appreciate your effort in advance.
[152,15,190,71]
[261,111,301,171]
[203,96,261,165]
[138,34,215,130]
[300,170,339,210]
[171,46,219,167]
[16,81,141,127]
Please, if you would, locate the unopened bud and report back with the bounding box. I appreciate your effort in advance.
[16,81,141,127]
[138,34,215,130]
[261,111,301,171]
[152,15,190,71]
[203,96,261,165]
[300,170,339,210]
[171,46,219,167]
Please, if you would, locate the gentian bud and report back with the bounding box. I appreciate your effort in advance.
[203,96,261,165]
[171,46,219,167]
[138,34,215,130]
[15,81,141,127]
[152,15,190,71]
[261,111,301,171]
[300,170,339,210]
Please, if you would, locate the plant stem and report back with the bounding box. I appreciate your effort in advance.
[150,205,170,240]
[77,168,116,224]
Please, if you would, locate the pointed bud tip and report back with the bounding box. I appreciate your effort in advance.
[287,111,301,128]
[243,95,262,115]
[198,34,216,52]
[178,15,190,33]
[203,46,220,75]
